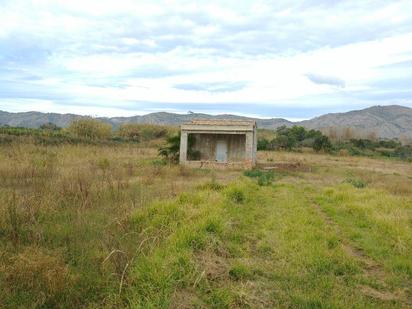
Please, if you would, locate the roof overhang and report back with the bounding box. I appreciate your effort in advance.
[181,119,256,132]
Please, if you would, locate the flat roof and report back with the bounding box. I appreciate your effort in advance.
[181,119,256,132]
[184,119,256,126]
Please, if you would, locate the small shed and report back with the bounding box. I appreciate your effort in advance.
[179,119,257,169]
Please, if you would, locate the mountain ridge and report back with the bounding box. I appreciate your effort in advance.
[1,105,411,139]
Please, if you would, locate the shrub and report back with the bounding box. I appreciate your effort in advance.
[345,178,367,188]
[158,133,181,163]
[244,170,274,186]
[117,123,170,142]
[257,172,274,186]
[257,138,270,150]
[272,134,296,150]
[226,187,245,203]
[243,169,264,178]
[67,118,112,140]
[117,123,141,141]
[198,181,224,191]
[40,122,61,131]
[393,145,412,160]
[229,264,253,280]
[139,124,169,140]
[313,135,332,152]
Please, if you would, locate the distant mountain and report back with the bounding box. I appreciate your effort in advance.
[299,105,412,139]
[0,111,83,128]
[1,105,411,139]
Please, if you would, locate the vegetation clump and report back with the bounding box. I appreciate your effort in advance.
[158,133,181,163]
[67,118,112,140]
[258,125,412,161]
[344,178,367,188]
[225,187,245,203]
[117,123,172,142]
[258,125,332,153]
[244,169,275,186]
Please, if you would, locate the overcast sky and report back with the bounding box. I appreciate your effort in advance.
[1,0,412,120]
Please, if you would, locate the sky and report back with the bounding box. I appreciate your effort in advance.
[1,0,412,120]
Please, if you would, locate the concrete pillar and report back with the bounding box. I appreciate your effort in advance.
[253,127,257,165]
[179,131,188,164]
[245,132,254,167]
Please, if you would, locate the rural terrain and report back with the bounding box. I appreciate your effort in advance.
[0,124,411,308]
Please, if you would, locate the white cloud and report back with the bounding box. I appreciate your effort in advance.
[1,0,412,117]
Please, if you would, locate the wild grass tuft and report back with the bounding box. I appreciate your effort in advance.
[345,177,368,188]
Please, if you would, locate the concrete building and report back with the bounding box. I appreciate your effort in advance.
[179,119,257,169]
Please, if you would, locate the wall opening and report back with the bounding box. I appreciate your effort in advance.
[187,133,246,162]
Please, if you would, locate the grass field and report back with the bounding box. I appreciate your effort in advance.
[0,142,411,308]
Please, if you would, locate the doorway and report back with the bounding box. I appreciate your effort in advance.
[215,139,228,162]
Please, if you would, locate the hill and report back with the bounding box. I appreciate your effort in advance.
[1,105,412,139]
[300,105,412,139]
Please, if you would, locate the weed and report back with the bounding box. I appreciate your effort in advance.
[197,180,224,191]
[243,169,264,178]
[244,169,275,186]
[229,263,253,281]
[345,178,368,188]
[225,187,245,203]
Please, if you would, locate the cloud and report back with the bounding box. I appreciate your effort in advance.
[305,73,346,88]
[1,0,412,117]
[174,81,248,93]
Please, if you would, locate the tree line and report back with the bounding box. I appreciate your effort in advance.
[258,125,412,161]
[0,118,177,144]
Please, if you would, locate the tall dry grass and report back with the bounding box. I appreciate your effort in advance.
[0,141,232,307]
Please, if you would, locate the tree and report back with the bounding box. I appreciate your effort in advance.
[289,126,306,142]
[40,122,60,131]
[272,134,296,150]
[313,135,332,152]
[67,118,112,140]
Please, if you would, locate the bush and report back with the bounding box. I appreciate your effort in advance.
[268,126,327,151]
[272,134,296,150]
[229,264,253,280]
[139,124,168,140]
[67,118,112,140]
[158,133,181,163]
[226,187,245,203]
[257,172,274,186]
[257,138,270,150]
[243,170,264,178]
[117,123,170,142]
[244,169,274,186]
[393,145,412,160]
[313,135,332,152]
[345,178,367,188]
[39,123,61,131]
[117,123,141,141]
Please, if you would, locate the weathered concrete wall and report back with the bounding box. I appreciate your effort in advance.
[189,133,246,162]
[183,160,253,170]
[179,131,188,164]
[180,119,257,169]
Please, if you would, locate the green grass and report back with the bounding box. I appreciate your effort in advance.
[0,142,411,307]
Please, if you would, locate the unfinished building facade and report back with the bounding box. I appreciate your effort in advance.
[179,120,257,169]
